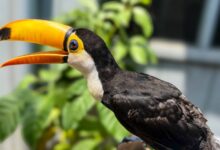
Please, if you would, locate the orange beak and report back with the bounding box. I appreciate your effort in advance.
[0,19,73,67]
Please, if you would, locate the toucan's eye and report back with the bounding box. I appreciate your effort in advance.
[69,40,78,51]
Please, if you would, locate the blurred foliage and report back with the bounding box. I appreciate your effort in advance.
[0,0,155,149]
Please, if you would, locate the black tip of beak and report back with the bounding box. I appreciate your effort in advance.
[0,28,11,40]
[63,56,68,63]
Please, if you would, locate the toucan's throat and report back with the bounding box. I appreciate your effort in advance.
[91,53,120,100]
[68,51,107,100]
[85,52,120,100]
[86,65,104,100]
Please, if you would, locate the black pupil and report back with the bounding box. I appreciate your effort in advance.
[69,40,78,50]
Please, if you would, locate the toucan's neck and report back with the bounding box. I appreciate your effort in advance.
[91,47,120,84]
[68,49,119,100]
[86,49,120,100]
[75,28,121,84]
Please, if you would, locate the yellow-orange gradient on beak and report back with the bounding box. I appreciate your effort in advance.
[0,19,72,67]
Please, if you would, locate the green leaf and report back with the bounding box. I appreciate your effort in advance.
[72,138,100,150]
[66,79,86,98]
[96,103,129,142]
[46,86,69,108]
[54,143,70,150]
[62,91,95,130]
[140,0,152,5]
[0,96,20,142]
[102,1,132,27]
[22,112,43,147]
[80,0,98,14]
[39,69,61,82]
[18,74,38,89]
[129,36,157,64]
[129,0,152,5]
[133,6,153,37]
[149,50,158,64]
[112,41,128,61]
[44,108,60,127]
[102,2,123,11]
[129,36,148,65]
[22,100,53,148]
[20,89,51,147]
[102,2,132,27]
[130,44,148,64]
[0,88,37,142]
[66,69,82,78]
[130,36,147,45]
[122,0,129,3]
[77,115,102,132]
[52,64,69,73]
[99,11,120,27]
[121,8,132,26]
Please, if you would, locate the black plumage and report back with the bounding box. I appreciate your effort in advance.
[102,71,213,149]
[76,29,218,150]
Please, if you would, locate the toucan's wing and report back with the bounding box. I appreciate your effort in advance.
[102,71,209,149]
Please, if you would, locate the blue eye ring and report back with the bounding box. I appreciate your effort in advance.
[69,39,78,51]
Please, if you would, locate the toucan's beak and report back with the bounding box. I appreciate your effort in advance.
[0,19,72,67]
[0,51,68,67]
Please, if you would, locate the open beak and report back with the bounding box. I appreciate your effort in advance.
[0,19,72,67]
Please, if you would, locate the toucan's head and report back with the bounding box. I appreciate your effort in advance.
[0,19,118,78]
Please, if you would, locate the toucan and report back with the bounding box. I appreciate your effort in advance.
[0,19,220,150]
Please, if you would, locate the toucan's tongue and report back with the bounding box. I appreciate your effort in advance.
[0,19,72,67]
[0,51,68,68]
